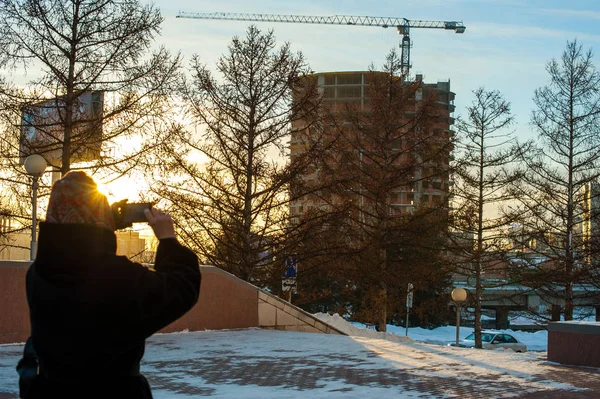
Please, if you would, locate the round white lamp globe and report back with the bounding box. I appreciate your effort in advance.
[24,154,47,175]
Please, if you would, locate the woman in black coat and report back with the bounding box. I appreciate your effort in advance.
[20,171,201,399]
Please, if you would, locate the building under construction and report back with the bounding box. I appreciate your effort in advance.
[289,71,455,221]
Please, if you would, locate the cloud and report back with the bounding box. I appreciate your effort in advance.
[466,22,600,43]
[540,8,600,20]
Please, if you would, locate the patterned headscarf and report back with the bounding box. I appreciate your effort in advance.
[45,171,115,231]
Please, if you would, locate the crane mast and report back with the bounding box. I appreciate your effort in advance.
[176,12,466,77]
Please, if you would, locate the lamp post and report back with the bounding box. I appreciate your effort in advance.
[451,287,467,347]
[24,154,47,260]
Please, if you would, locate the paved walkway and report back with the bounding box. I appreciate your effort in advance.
[1,329,599,398]
[142,351,600,398]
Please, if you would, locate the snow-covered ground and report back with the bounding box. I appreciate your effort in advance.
[315,313,549,351]
[0,314,586,398]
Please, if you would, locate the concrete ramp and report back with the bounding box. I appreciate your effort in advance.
[257,287,344,334]
[161,265,345,335]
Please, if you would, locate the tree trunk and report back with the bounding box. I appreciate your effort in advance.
[61,2,80,176]
[378,243,388,332]
[378,283,387,332]
[474,127,485,349]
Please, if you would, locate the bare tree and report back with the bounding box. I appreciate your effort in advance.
[152,26,325,285]
[0,0,183,257]
[513,40,600,321]
[322,51,453,331]
[0,0,182,177]
[451,87,527,348]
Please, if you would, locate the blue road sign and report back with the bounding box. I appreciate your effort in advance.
[282,254,297,278]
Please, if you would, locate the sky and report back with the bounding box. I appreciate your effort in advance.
[0,314,581,398]
[6,1,600,220]
[151,0,600,142]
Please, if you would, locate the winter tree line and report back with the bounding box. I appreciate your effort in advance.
[0,1,599,342]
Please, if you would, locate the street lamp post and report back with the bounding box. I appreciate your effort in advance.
[451,287,467,347]
[24,154,47,261]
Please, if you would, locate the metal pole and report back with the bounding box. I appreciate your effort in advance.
[405,282,413,336]
[30,175,39,261]
[455,301,460,346]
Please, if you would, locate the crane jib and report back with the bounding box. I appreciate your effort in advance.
[176,11,466,77]
[176,12,466,33]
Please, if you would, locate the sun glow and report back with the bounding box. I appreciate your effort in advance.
[96,174,148,205]
[96,173,155,236]
[93,131,149,203]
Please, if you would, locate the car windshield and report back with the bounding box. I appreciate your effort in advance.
[464,333,494,342]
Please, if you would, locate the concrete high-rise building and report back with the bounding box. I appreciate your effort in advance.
[581,182,600,265]
[289,71,455,220]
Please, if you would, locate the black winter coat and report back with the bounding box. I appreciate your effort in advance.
[23,222,201,399]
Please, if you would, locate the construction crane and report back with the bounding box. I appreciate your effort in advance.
[176,12,466,77]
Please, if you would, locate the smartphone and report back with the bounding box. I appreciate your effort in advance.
[112,202,152,228]
[122,203,152,225]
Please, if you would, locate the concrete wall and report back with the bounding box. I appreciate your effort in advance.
[0,262,343,344]
[548,321,600,368]
[0,261,30,344]
[160,266,260,333]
